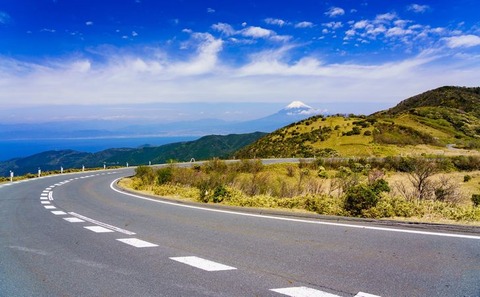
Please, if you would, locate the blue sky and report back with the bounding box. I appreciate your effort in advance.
[0,0,479,122]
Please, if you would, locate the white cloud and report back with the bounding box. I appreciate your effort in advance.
[323,22,343,30]
[376,13,397,22]
[265,18,287,27]
[207,8,215,13]
[407,4,430,13]
[443,35,480,48]
[241,26,273,38]
[1,29,479,115]
[132,31,138,37]
[211,22,236,36]
[295,21,314,28]
[85,21,93,26]
[41,28,56,33]
[325,7,345,18]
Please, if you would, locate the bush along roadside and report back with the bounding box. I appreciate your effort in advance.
[129,158,480,223]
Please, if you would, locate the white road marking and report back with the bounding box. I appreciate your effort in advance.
[63,217,85,223]
[110,179,480,240]
[69,212,135,235]
[46,187,52,190]
[48,191,53,200]
[355,293,381,297]
[51,211,67,215]
[40,197,48,200]
[170,256,237,272]
[41,201,50,204]
[44,205,56,209]
[40,193,48,197]
[84,226,114,233]
[271,287,340,297]
[116,238,158,248]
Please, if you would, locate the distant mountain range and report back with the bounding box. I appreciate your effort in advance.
[0,101,324,139]
[0,132,266,176]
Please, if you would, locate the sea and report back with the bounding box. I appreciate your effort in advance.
[0,136,199,161]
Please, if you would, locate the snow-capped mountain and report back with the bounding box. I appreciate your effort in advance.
[228,101,324,133]
[281,101,323,117]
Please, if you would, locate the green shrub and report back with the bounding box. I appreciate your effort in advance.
[212,185,229,203]
[157,167,173,184]
[370,179,390,195]
[464,175,472,183]
[135,165,155,185]
[344,184,379,216]
[472,194,480,207]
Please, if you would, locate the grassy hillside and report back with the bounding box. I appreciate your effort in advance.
[237,86,480,159]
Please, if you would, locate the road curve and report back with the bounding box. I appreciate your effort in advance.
[1,169,479,297]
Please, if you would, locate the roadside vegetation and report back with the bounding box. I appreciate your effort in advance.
[123,156,480,225]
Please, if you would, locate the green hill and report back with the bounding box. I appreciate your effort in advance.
[236,86,480,158]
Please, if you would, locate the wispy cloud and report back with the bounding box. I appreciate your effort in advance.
[1,34,478,111]
[325,7,345,18]
[85,21,94,26]
[443,35,480,48]
[295,21,314,29]
[241,26,273,38]
[407,4,430,13]
[265,18,287,27]
[0,11,12,24]
[212,23,236,36]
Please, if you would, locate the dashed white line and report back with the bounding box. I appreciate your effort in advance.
[51,211,67,215]
[355,292,381,297]
[40,193,48,197]
[84,226,114,233]
[270,287,340,297]
[170,256,237,272]
[63,217,85,223]
[40,197,48,200]
[116,238,158,248]
[69,212,136,235]
[44,205,56,209]
[40,201,50,204]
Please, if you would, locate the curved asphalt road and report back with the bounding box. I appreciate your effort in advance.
[1,168,479,297]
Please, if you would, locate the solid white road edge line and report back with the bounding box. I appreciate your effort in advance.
[110,179,480,240]
[69,212,136,235]
[170,256,237,271]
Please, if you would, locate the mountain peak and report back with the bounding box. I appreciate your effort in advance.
[285,101,312,110]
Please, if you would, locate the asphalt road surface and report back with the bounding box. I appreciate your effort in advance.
[1,168,479,297]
